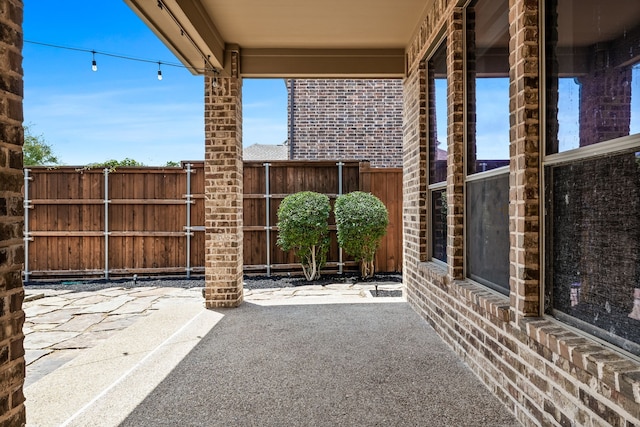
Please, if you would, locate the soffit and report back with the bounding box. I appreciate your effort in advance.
[557,0,640,47]
[202,0,428,49]
[125,0,640,77]
[125,0,434,78]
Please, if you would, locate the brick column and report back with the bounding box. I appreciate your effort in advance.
[446,9,465,280]
[0,0,26,424]
[203,51,244,308]
[508,0,541,322]
[465,6,478,175]
[402,61,428,274]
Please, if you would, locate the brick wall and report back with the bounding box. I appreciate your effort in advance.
[578,63,632,147]
[508,0,541,323]
[287,79,403,167]
[0,0,26,424]
[402,0,640,426]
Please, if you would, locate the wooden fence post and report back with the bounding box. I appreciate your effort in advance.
[359,161,372,192]
[104,168,110,279]
[23,169,32,282]
[185,163,193,278]
[337,161,344,275]
[264,162,272,276]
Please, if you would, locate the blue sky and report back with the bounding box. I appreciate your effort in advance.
[23,1,288,166]
[436,78,510,160]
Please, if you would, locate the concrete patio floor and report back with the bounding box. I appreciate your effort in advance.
[23,282,519,426]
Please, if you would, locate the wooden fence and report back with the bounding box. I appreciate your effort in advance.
[24,161,402,280]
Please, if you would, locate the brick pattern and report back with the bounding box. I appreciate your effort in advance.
[578,66,632,147]
[508,0,540,321]
[446,8,465,280]
[411,263,640,427]
[203,51,244,308]
[0,0,26,424]
[406,0,449,74]
[402,61,428,277]
[287,79,403,167]
[403,0,640,426]
[543,0,560,156]
[465,6,478,174]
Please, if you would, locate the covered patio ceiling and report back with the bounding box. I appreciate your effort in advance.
[124,0,434,78]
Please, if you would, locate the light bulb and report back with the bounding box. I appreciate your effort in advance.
[157,70,163,80]
[92,60,97,72]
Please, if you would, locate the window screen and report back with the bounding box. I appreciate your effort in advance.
[466,173,510,294]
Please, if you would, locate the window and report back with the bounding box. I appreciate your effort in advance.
[428,42,448,263]
[545,0,640,355]
[465,0,510,294]
[466,174,509,291]
[431,189,447,262]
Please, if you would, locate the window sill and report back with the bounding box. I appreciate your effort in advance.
[523,317,640,406]
[415,261,640,406]
[417,261,511,323]
[455,280,511,323]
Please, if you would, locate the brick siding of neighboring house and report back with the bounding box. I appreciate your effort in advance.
[287,79,403,168]
[0,0,26,424]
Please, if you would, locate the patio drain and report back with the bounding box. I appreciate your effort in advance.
[369,289,402,298]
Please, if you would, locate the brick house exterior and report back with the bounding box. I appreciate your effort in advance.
[5,1,635,425]
[0,0,26,424]
[287,79,403,167]
[401,1,640,426]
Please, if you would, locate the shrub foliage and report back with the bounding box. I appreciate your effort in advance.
[335,191,389,279]
[276,191,330,281]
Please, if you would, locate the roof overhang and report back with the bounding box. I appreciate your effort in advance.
[124,0,433,78]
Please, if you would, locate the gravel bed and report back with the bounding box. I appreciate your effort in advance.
[24,277,205,293]
[24,273,403,293]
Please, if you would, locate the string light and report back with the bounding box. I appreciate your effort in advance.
[25,39,219,77]
[91,50,97,71]
[156,0,218,77]
[28,0,220,80]
[27,1,222,80]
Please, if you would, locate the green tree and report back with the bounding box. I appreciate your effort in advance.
[23,125,60,166]
[88,158,146,169]
[165,161,180,167]
[335,191,389,279]
[276,191,330,281]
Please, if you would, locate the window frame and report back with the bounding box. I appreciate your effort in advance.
[462,0,512,295]
[541,0,640,357]
[426,34,448,266]
[543,144,640,358]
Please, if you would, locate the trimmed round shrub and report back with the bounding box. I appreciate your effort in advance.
[276,191,331,281]
[335,191,389,279]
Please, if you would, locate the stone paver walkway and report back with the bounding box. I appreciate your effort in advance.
[23,286,203,387]
[23,282,403,388]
